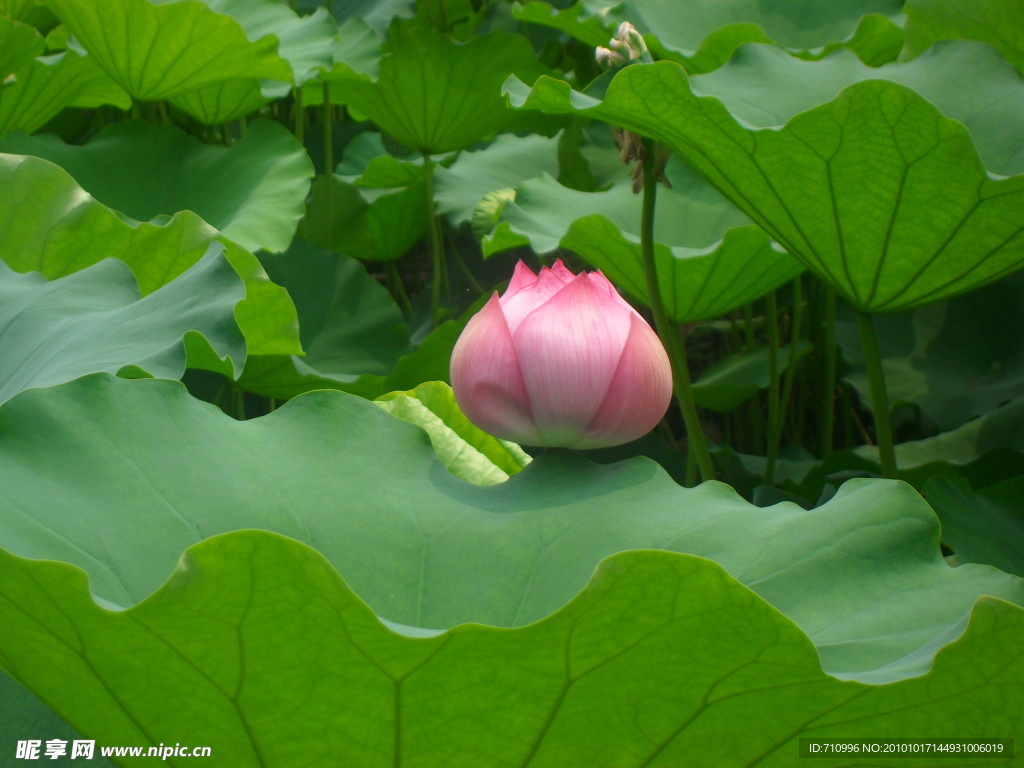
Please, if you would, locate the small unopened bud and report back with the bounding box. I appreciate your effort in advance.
[615,22,647,59]
[595,46,625,69]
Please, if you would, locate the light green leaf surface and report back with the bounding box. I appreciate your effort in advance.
[167,0,338,123]
[1,374,1021,686]
[335,23,549,154]
[0,49,130,137]
[0,153,301,357]
[505,53,1024,312]
[903,0,1024,74]
[237,239,412,400]
[39,0,294,99]
[0,245,245,403]
[0,15,44,80]
[690,42,1024,176]
[202,0,336,85]
[434,132,561,224]
[0,118,313,253]
[693,340,813,412]
[512,0,613,48]
[376,381,531,486]
[837,272,1024,432]
[926,475,1024,577]
[484,171,802,323]
[2,532,1020,767]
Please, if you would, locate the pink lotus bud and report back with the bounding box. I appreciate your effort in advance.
[451,260,672,449]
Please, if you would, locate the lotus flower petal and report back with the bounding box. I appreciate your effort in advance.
[513,273,633,447]
[450,293,542,445]
[584,312,673,448]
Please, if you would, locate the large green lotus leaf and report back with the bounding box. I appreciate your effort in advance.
[434,132,561,224]
[690,42,1024,176]
[505,52,1024,313]
[2,534,1020,768]
[904,0,1024,74]
[201,0,336,85]
[515,0,905,73]
[334,23,549,154]
[483,171,802,323]
[0,245,245,404]
[925,475,1024,577]
[0,673,116,768]
[237,239,412,400]
[0,49,131,137]
[1,375,1021,686]
[837,272,1024,432]
[0,15,44,80]
[303,172,428,262]
[376,381,532,486]
[0,153,301,357]
[0,118,313,253]
[167,0,337,124]
[39,0,294,100]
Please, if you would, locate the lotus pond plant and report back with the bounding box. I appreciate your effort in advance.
[0,0,1021,765]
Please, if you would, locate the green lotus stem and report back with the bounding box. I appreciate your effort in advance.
[237,117,247,137]
[821,285,837,458]
[323,81,333,251]
[856,310,898,478]
[423,152,445,327]
[293,86,305,144]
[764,290,781,484]
[386,261,414,319]
[157,101,170,125]
[640,139,714,484]
[768,276,803,475]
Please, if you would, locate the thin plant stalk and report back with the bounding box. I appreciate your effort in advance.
[820,285,837,458]
[764,290,781,484]
[640,139,714,484]
[768,276,803,473]
[386,262,414,319]
[322,81,334,251]
[856,310,898,478]
[423,152,445,327]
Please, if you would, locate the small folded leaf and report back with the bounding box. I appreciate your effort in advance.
[376,381,532,485]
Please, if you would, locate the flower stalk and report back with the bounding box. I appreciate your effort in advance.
[640,138,714,484]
